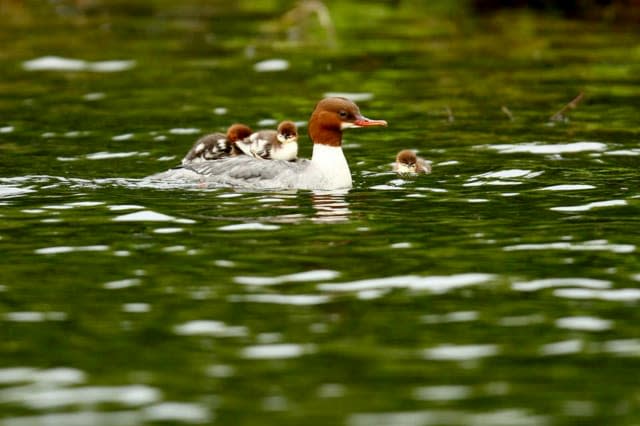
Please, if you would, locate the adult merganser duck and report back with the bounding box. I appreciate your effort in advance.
[156,97,387,190]
[235,121,298,161]
[181,123,252,165]
[393,149,431,174]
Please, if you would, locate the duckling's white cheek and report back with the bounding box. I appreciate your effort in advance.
[195,143,205,154]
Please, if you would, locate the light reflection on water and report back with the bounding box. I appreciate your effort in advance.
[2,4,640,425]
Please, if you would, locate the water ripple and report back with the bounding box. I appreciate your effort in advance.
[241,343,315,359]
[412,385,471,401]
[228,294,331,305]
[318,273,496,294]
[464,169,543,187]
[503,239,635,253]
[0,384,160,409]
[540,340,583,356]
[553,288,640,302]
[22,56,136,72]
[512,278,611,292]
[422,344,499,361]
[486,141,607,154]
[0,368,85,385]
[218,223,280,231]
[550,199,627,212]
[35,245,109,255]
[539,184,595,191]
[234,269,340,286]
[555,316,612,331]
[143,402,211,423]
[173,320,247,337]
[349,409,547,426]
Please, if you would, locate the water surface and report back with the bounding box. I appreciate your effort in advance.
[1,2,640,425]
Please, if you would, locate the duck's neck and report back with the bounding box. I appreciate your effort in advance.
[311,143,352,189]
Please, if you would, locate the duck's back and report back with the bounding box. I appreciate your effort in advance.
[186,156,314,189]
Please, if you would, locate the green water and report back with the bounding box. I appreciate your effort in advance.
[1,2,640,425]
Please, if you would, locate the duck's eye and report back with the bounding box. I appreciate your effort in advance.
[338,110,348,118]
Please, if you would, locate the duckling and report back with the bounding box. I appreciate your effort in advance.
[393,149,431,174]
[235,121,298,161]
[182,123,252,164]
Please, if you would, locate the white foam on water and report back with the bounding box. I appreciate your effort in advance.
[218,222,280,231]
[0,126,14,133]
[550,199,627,212]
[512,278,611,292]
[228,294,331,305]
[318,273,495,294]
[241,343,315,359]
[553,288,640,302]
[555,316,612,331]
[323,92,374,102]
[234,269,340,286]
[487,141,607,154]
[35,245,109,255]
[173,320,247,337]
[539,339,583,356]
[253,59,289,72]
[539,184,595,191]
[503,240,635,253]
[422,344,499,361]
